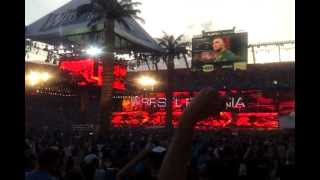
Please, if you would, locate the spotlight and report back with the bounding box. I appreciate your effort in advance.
[26,71,41,86]
[26,71,52,86]
[41,72,51,81]
[273,80,278,85]
[86,46,103,56]
[136,76,157,87]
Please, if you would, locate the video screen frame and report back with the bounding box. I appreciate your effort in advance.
[192,32,248,72]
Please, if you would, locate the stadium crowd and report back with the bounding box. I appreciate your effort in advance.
[25,128,294,180]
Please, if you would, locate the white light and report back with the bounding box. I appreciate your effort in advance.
[26,71,52,86]
[26,71,41,86]
[59,45,64,49]
[137,76,157,87]
[41,72,51,81]
[86,46,103,56]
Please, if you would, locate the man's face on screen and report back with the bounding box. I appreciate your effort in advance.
[212,38,225,52]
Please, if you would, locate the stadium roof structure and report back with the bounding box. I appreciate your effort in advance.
[25,0,164,53]
[248,40,295,47]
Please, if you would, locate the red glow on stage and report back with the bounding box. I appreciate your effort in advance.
[112,111,279,129]
[59,58,127,91]
[111,90,294,130]
[279,100,295,115]
[114,65,127,78]
[173,92,191,97]
[113,80,126,91]
[59,59,103,86]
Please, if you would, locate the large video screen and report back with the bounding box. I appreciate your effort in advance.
[192,32,248,72]
[112,89,295,130]
[59,58,127,91]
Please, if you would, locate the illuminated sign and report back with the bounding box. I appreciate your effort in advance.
[112,90,294,129]
[226,97,246,110]
[122,96,247,111]
[141,97,167,107]
[202,64,214,72]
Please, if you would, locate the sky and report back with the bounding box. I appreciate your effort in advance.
[25,0,294,44]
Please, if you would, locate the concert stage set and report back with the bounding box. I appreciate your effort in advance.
[25,1,294,131]
[53,58,295,130]
[25,57,294,131]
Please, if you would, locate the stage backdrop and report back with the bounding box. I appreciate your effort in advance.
[112,89,295,130]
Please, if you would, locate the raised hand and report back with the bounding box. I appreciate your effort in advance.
[159,88,225,180]
[181,88,226,127]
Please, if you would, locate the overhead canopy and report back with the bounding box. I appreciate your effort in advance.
[25,0,164,53]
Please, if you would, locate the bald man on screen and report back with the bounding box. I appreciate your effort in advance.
[212,37,237,62]
[200,37,238,62]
